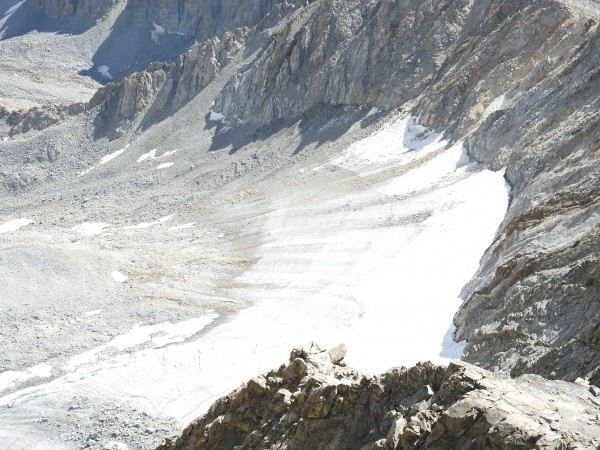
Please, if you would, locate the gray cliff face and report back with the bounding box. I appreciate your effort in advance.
[28,0,117,21]
[88,28,247,137]
[126,0,303,41]
[155,344,600,450]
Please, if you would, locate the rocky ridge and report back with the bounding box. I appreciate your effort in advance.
[155,343,600,450]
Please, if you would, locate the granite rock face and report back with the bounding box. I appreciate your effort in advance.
[88,28,247,137]
[155,344,600,450]
[28,0,117,21]
[126,0,306,41]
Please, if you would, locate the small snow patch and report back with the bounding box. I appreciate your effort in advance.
[482,95,508,120]
[72,223,110,236]
[0,364,52,393]
[137,149,157,162]
[138,148,178,162]
[64,315,218,371]
[156,162,174,170]
[159,215,175,223]
[97,65,113,80]
[100,144,129,165]
[366,107,380,118]
[4,0,25,16]
[209,111,226,122]
[111,271,128,283]
[84,309,103,317]
[151,22,165,43]
[122,215,174,230]
[103,442,129,450]
[169,222,195,232]
[0,218,33,233]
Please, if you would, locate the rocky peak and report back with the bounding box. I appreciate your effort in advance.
[155,343,600,450]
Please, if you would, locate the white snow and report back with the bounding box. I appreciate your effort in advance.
[4,0,26,16]
[0,364,52,393]
[366,107,380,117]
[122,215,174,230]
[111,271,128,283]
[100,144,129,165]
[209,111,226,122]
[0,116,510,433]
[482,94,508,120]
[151,22,165,43]
[0,218,33,233]
[72,223,110,236]
[332,116,446,171]
[156,162,174,170]
[97,65,113,80]
[84,310,103,317]
[138,149,178,162]
[169,223,195,231]
[61,315,217,372]
[137,149,157,162]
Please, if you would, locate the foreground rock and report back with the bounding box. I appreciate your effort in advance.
[155,344,600,450]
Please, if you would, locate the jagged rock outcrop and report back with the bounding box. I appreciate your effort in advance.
[155,344,600,450]
[4,102,85,136]
[88,28,247,137]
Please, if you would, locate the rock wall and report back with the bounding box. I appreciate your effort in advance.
[155,344,600,450]
[126,0,305,40]
[88,28,247,137]
[27,0,117,21]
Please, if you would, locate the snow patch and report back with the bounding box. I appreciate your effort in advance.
[366,107,380,118]
[482,95,508,120]
[0,364,52,393]
[122,215,175,230]
[332,116,446,171]
[169,223,195,232]
[156,162,174,170]
[4,0,26,16]
[72,223,110,236]
[137,149,157,162]
[0,218,33,233]
[97,65,113,81]
[209,111,226,122]
[63,315,218,371]
[137,148,178,163]
[111,271,128,283]
[151,23,165,43]
[84,310,103,317]
[100,144,129,165]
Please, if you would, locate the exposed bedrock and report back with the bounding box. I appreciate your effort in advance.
[88,28,247,137]
[126,0,310,41]
[155,344,600,450]
[27,0,118,21]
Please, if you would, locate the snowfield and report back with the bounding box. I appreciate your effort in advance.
[0,115,510,448]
